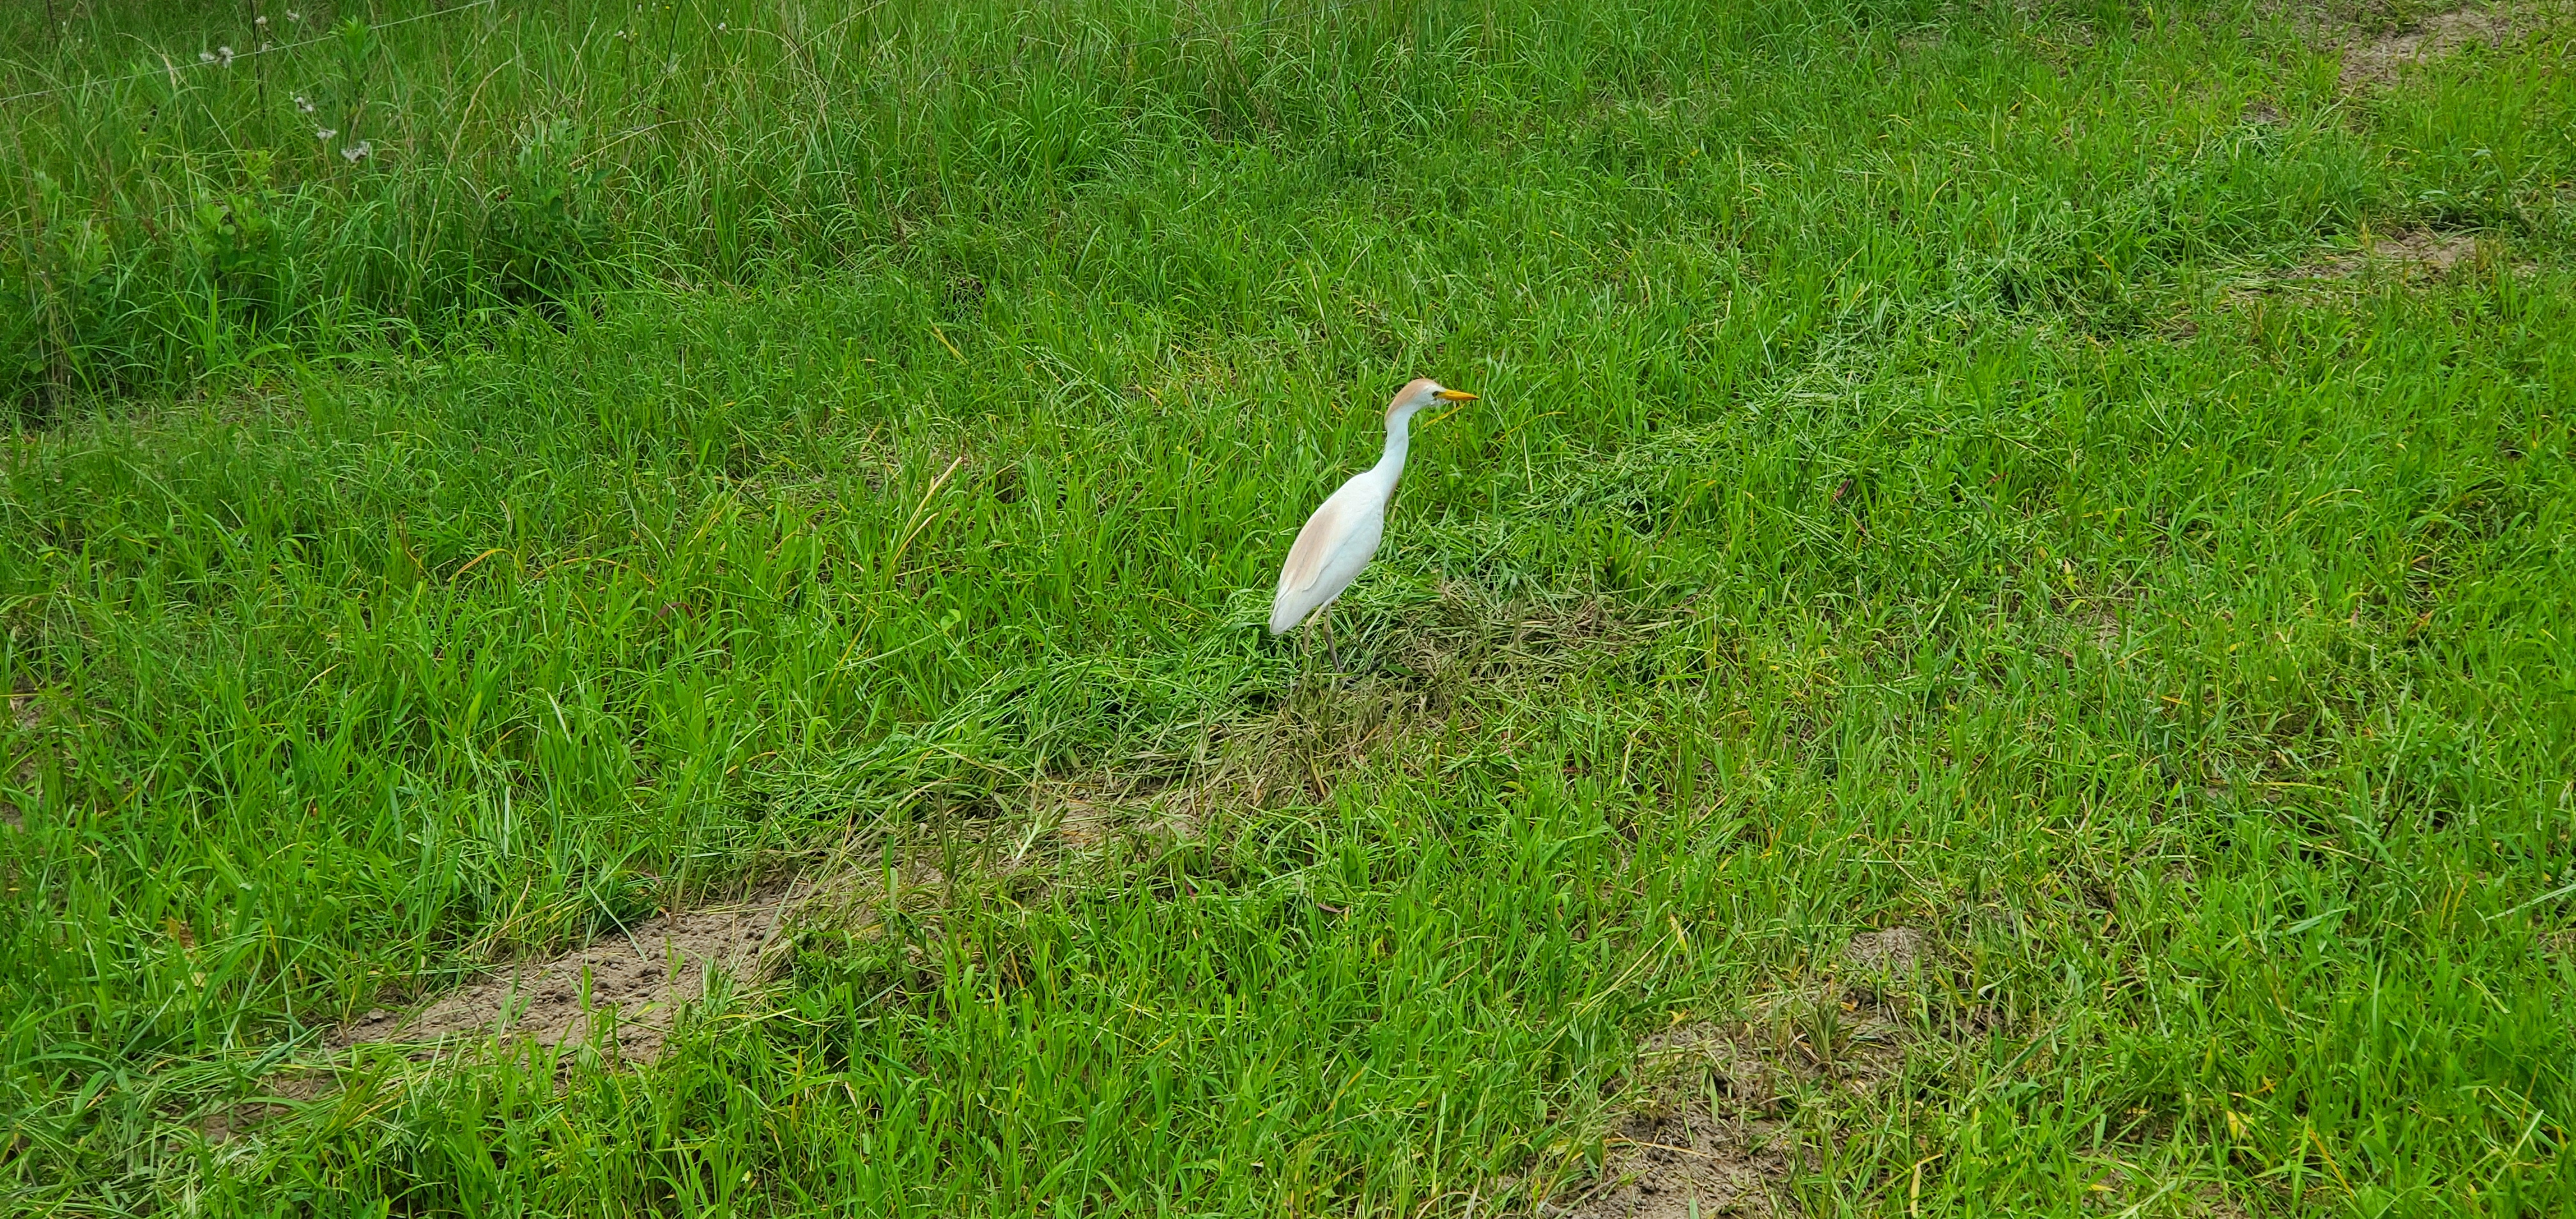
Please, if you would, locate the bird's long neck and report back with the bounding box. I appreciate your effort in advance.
[1373,409,1416,480]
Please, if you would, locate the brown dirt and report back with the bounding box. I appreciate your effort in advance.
[194,1073,334,1144]
[1542,926,2262,1217]
[1843,926,1925,976]
[2335,6,2534,91]
[332,882,800,1062]
[1550,1008,1909,1218]
[1038,781,1204,854]
[1015,586,1652,864]
[2093,610,2126,656]
[2294,228,2487,280]
[194,866,931,1144]
[1544,931,1926,1218]
[195,1103,289,1144]
[2196,1183,2258,1218]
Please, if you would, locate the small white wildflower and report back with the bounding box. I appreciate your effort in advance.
[316,126,337,139]
[217,46,234,66]
[295,93,314,112]
[716,22,725,30]
[199,50,217,63]
[341,140,372,163]
[255,13,268,25]
[286,10,300,20]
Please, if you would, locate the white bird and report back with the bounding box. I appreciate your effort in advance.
[1269,377,1476,669]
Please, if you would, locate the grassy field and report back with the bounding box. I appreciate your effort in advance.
[4,0,2574,1213]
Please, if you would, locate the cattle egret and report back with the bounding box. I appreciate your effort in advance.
[1269,378,1476,669]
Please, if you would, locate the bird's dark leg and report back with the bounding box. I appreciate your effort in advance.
[1321,604,1342,674]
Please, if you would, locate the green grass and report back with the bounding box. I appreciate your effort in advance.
[4,0,2574,1213]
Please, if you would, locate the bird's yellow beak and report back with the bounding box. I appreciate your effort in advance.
[1433,389,1478,402]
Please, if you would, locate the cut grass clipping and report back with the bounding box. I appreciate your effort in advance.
[4,0,2575,1215]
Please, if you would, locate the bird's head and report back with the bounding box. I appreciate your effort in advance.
[1387,377,1477,423]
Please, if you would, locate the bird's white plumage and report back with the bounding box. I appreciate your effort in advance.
[1269,468,1390,634]
[1268,378,1473,639]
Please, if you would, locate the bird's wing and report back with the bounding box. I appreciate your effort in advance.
[1276,486,1360,599]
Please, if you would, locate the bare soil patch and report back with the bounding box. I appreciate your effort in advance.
[1020,586,1655,861]
[1542,931,1925,1218]
[334,882,799,1062]
[1549,1008,1908,1218]
[2294,228,2488,280]
[1842,926,1924,976]
[1055,790,1193,849]
[197,867,931,1143]
[1032,776,1205,855]
[194,1073,334,1144]
[2333,5,2540,91]
[1542,925,2254,1216]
